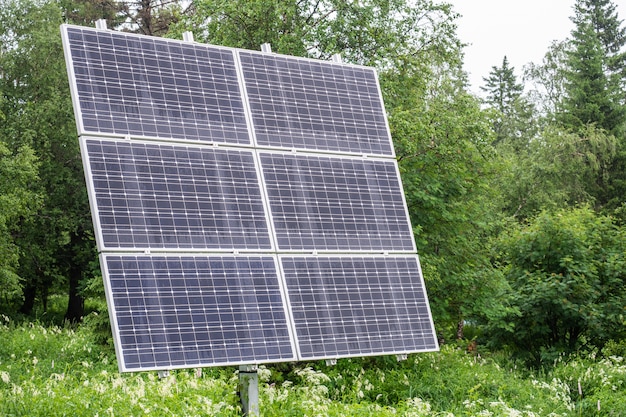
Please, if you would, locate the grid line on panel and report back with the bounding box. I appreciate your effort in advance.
[84,138,271,250]
[239,52,394,155]
[105,254,295,371]
[281,256,437,359]
[260,152,415,251]
[64,25,250,144]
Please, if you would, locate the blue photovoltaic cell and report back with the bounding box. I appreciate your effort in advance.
[84,138,271,250]
[62,25,439,370]
[239,52,394,156]
[104,254,295,371]
[260,152,415,251]
[281,256,438,359]
[64,26,250,144]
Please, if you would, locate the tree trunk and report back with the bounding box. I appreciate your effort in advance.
[456,319,464,340]
[19,284,37,315]
[65,263,84,323]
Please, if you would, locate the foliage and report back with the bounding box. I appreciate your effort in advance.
[492,206,626,365]
[387,64,503,338]
[173,0,461,68]
[497,124,617,219]
[0,143,40,302]
[0,0,100,320]
[524,40,570,119]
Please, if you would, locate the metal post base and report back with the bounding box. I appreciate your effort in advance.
[239,365,259,416]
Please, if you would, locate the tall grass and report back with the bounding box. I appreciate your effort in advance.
[1,315,625,416]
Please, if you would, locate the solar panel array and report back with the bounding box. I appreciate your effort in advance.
[62,24,437,372]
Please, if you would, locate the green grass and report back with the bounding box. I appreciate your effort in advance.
[1,315,625,416]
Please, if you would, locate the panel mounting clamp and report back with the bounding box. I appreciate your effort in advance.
[95,19,107,30]
[182,31,194,42]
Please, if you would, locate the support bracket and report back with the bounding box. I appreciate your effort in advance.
[239,365,259,416]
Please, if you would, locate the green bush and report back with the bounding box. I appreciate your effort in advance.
[492,206,626,366]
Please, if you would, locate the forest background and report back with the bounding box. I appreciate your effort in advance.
[1,0,626,415]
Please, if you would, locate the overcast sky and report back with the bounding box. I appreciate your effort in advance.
[448,0,626,93]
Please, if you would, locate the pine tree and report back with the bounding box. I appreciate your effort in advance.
[481,56,523,112]
[560,0,626,209]
[561,0,626,137]
[480,56,535,148]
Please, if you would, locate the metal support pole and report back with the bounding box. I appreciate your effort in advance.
[239,365,259,416]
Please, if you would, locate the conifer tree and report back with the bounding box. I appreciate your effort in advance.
[561,0,626,136]
[481,56,535,148]
[560,0,626,209]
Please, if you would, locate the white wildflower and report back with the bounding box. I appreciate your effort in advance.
[405,397,431,416]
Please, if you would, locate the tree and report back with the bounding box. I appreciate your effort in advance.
[0,0,98,319]
[174,0,461,67]
[480,56,536,148]
[481,56,523,112]
[563,0,626,134]
[492,206,626,366]
[0,143,40,303]
[61,0,187,35]
[524,40,569,120]
[496,124,616,220]
[558,0,626,209]
[387,65,503,339]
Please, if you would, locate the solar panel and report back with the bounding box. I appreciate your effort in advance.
[82,137,272,251]
[63,26,250,144]
[103,254,296,371]
[239,52,394,156]
[62,24,438,371]
[281,255,438,359]
[260,152,415,251]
